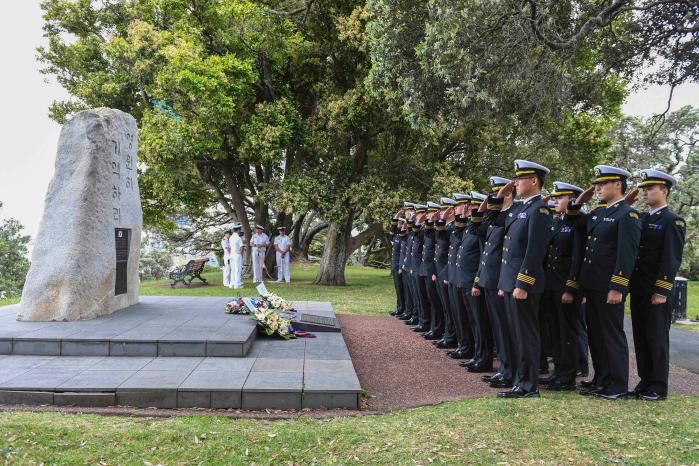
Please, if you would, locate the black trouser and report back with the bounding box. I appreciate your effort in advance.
[448,284,474,354]
[584,289,628,394]
[403,271,418,318]
[576,302,590,374]
[539,293,557,370]
[416,274,432,327]
[392,268,405,314]
[505,291,542,393]
[485,288,513,381]
[543,289,581,385]
[424,276,445,336]
[437,279,457,342]
[464,288,493,367]
[630,292,671,396]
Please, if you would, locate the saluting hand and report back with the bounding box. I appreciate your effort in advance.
[625,188,640,205]
[607,289,623,304]
[575,186,595,205]
[496,180,516,199]
[651,293,667,305]
[542,195,551,204]
[478,199,488,213]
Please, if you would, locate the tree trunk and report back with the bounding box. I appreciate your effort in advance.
[313,222,348,286]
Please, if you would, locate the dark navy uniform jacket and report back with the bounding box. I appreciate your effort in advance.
[434,221,451,281]
[446,217,467,285]
[630,206,686,298]
[419,223,437,277]
[544,210,586,294]
[401,228,414,273]
[454,213,485,289]
[393,230,407,272]
[497,195,552,293]
[578,199,642,294]
[409,225,425,277]
[475,197,517,290]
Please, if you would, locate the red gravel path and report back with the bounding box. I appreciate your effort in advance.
[338,314,699,411]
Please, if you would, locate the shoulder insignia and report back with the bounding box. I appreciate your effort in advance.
[629,212,638,219]
[539,208,549,215]
[676,220,686,227]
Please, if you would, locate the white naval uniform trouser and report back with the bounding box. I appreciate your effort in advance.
[252,247,265,282]
[276,252,290,282]
[223,255,232,287]
[231,253,243,288]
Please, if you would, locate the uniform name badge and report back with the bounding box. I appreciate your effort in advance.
[603,217,616,222]
[517,212,528,219]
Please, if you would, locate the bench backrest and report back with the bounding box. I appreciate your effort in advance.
[186,259,208,274]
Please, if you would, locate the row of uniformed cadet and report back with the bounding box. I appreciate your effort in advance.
[389,160,685,400]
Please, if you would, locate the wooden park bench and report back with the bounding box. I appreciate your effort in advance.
[169,258,209,288]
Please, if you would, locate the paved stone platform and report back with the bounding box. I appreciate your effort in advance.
[0,298,360,410]
[0,297,335,358]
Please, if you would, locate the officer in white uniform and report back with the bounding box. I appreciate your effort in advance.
[274,226,292,283]
[230,223,245,289]
[251,224,270,283]
[221,230,232,287]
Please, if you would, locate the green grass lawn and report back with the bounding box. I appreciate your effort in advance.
[139,263,396,316]
[1,395,697,464]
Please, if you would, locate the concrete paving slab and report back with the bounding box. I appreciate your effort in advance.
[117,391,177,408]
[142,357,203,372]
[61,340,110,356]
[197,358,255,372]
[118,370,192,391]
[0,369,82,391]
[54,392,116,407]
[304,359,356,373]
[58,370,136,391]
[243,371,303,392]
[90,357,154,371]
[180,371,249,391]
[252,358,304,373]
[302,392,359,409]
[303,372,361,393]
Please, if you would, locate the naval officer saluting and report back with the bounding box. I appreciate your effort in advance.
[496,160,552,398]
[577,165,641,400]
[629,169,686,401]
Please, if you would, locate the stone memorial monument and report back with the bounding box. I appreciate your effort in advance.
[18,108,142,321]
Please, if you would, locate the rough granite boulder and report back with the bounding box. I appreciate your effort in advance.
[18,108,142,321]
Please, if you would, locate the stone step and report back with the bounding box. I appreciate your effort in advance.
[0,332,361,410]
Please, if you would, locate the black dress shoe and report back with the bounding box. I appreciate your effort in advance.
[594,391,628,401]
[389,310,397,316]
[405,317,419,325]
[424,332,442,341]
[497,387,540,398]
[639,391,666,401]
[489,379,513,388]
[412,325,430,332]
[435,340,458,349]
[449,351,472,360]
[579,385,603,396]
[398,314,412,321]
[467,364,494,373]
[579,379,597,389]
[539,366,549,375]
[545,381,577,392]
[422,331,434,338]
[539,375,557,385]
[482,373,503,383]
[459,358,479,367]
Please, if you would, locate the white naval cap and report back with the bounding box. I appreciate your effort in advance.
[440,197,456,207]
[593,165,632,183]
[255,224,265,230]
[232,223,242,229]
[403,201,416,208]
[489,176,512,192]
[470,191,487,203]
[453,193,470,204]
[514,159,550,177]
[547,200,556,208]
[551,181,583,197]
[639,169,677,188]
[426,201,441,211]
[413,204,428,212]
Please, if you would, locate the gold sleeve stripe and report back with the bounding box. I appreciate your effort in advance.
[655,280,673,290]
[488,205,502,211]
[611,275,629,285]
[565,280,579,289]
[517,273,536,285]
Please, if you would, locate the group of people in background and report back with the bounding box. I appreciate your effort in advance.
[221,224,293,288]
[390,160,686,401]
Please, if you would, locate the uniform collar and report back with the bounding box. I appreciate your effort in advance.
[606,197,625,209]
[520,194,541,204]
[649,204,668,215]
